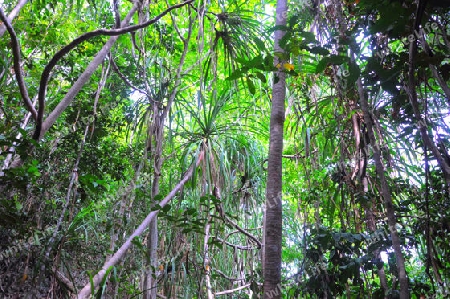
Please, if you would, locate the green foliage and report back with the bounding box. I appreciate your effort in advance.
[1,0,450,297]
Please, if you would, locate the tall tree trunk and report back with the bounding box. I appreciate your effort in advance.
[143,107,163,299]
[263,0,287,297]
[350,101,389,296]
[357,79,410,299]
[142,12,192,297]
[133,2,160,298]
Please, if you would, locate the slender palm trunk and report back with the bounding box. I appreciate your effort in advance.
[263,0,287,297]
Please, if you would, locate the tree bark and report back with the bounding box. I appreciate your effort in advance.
[263,0,287,297]
[144,107,163,299]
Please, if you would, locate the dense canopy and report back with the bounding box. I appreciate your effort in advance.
[0,0,449,298]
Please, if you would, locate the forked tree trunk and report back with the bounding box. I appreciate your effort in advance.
[263,0,287,297]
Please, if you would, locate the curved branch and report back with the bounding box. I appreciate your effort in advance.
[33,0,194,140]
[0,7,37,120]
[213,236,258,250]
[0,0,28,37]
[223,215,262,249]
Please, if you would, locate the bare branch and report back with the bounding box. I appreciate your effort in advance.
[33,0,194,140]
[282,152,306,159]
[223,215,262,249]
[0,7,37,120]
[214,284,251,296]
[165,0,185,41]
[54,270,75,293]
[213,236,258,250]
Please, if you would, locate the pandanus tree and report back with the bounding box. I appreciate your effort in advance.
[2,0,450,298]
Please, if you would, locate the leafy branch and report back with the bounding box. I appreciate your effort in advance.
[33,0,194,140]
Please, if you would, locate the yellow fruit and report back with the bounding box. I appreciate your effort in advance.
[283,63,294,71]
